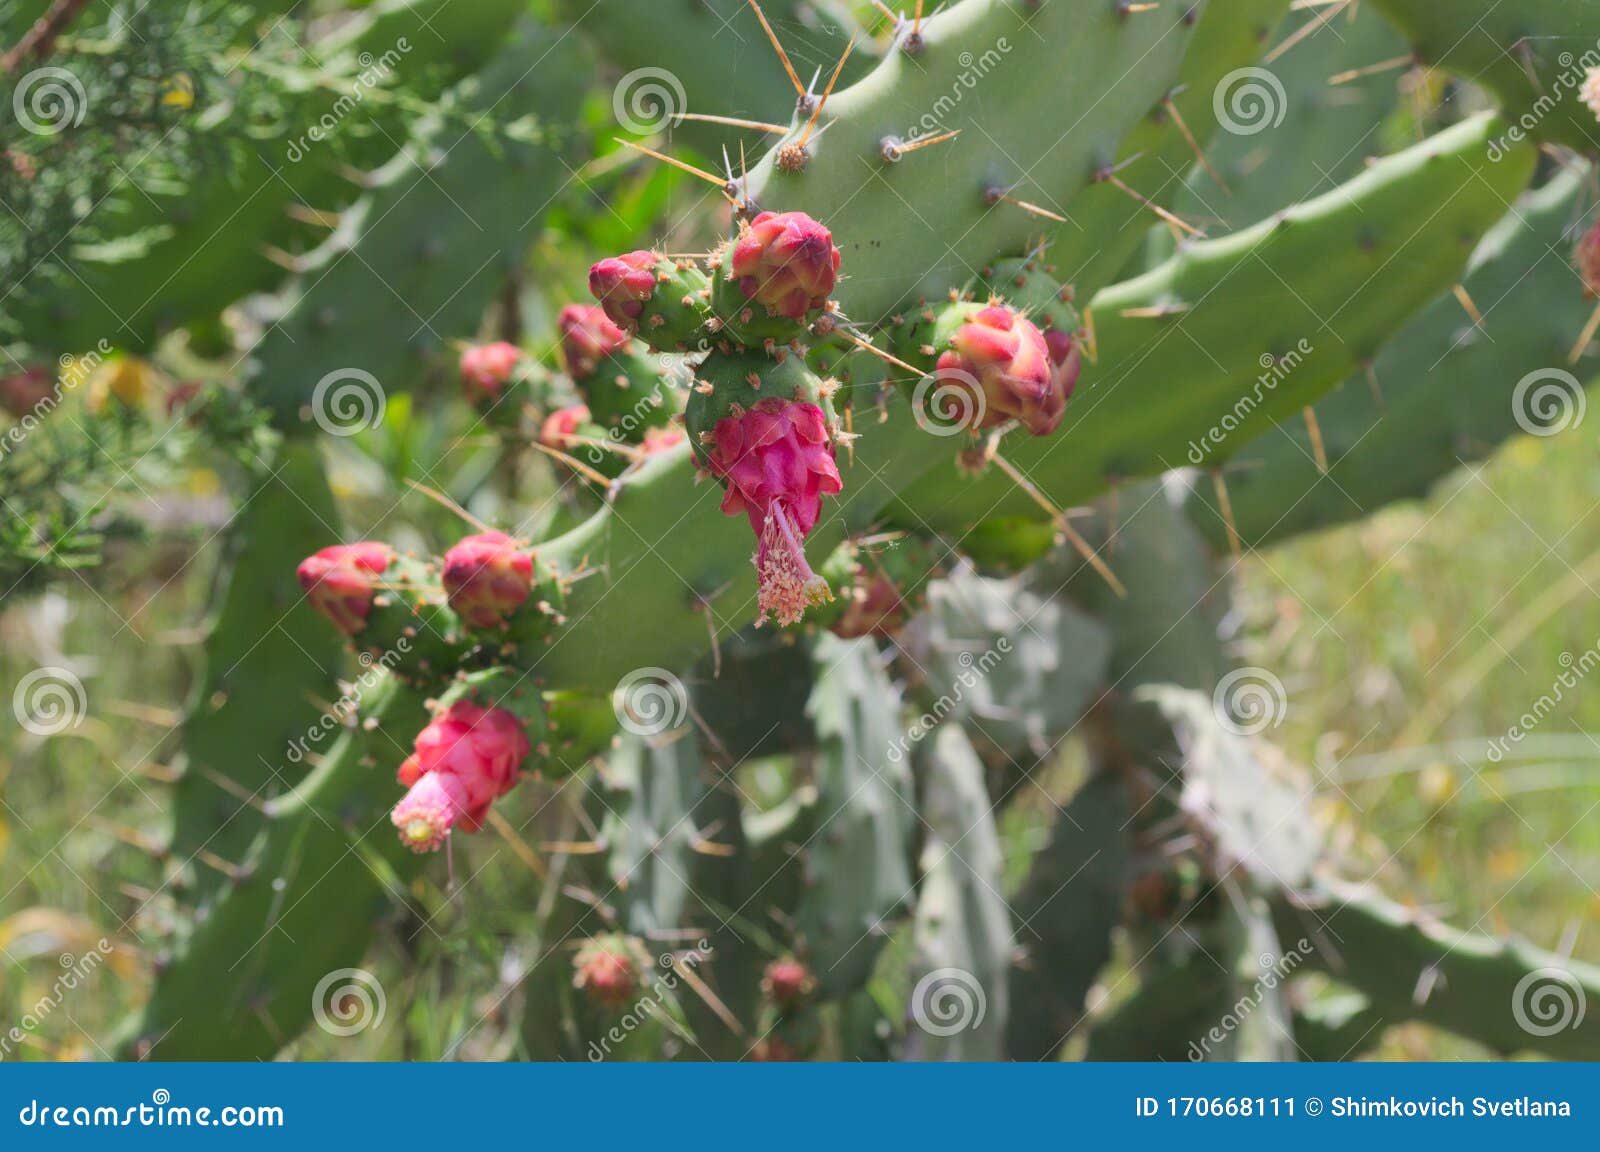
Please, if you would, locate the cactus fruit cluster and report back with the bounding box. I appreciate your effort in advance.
[10,0,1600,1062]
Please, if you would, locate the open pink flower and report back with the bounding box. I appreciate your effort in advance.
[297,542,395,636]
[558,304,629,378]
[589,250,658,330]
[937,305,1062,436]
[442,531,533,631]
[391,700,530,853]
[729,211,839,320]
[459,342,522,404]
[706,398,842,626]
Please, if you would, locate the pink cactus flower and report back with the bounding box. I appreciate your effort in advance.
[442,531,533,631]
[937,305,1063,437]
[573,940,638,1008]
[589,250,659,330]
[540,404,592,450]
[459,342,522,404]
[640,425,685,455]
[1,366,55,419]
[728,211,840,320]
[390,700,531,853]
[1042,325,1082,404]
[1577,221,1600,297]
[706,398,842,627]
[297,542,395,636]
[558,304,630,378]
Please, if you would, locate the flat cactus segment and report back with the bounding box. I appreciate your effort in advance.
[794,634,914,998]
[602,729,709,938]
[904,724,1012,1062]
[899,112,1538,531]
[1371,0,1600,153]
[1188,166,1594,550]
[1048,0,1292,294]
[744,0,1199,321]
[119,674,432,1060]
[167,442,344,906]
[250,21,592,429]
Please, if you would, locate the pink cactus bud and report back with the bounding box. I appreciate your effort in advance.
[558,304,630,378]
[640,425,685,455]
[589,250,659,330]
[540,404,592,450]
[1,366,55,419]
[442,531,533,631]
[573,941,638,1007]
[937,305,1063,437]
[459,342,522,404]
[706,398,842,627]
[729,211,840,320]
[1042,325,1082,404]
[297,542,395,636]
[390,699,531,853]
[1577,221,1600,297]
[762,958,815,1012]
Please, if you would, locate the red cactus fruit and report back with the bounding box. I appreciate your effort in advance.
[573,940,639,1008]
[705,398,842,627]
[297,542,395,636]
[1,366,55,419]
[640,425,685,455]
[1042,325,1082,405]
[1577,220,1600,297]
[459,341,522,405]
[589,250,659,330]
[728,211,840,320]
[762,958,815,1012]
[441,531,533,631]
[558,304,630,378]
[540,404,592,450]
[936,304,1062,437]
[390,699,531,853]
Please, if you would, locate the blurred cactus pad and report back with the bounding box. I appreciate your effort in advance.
[5,0,1600,1062]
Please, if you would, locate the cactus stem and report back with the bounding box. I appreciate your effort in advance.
[1329,53,1415,85]
[404,478,498,534]
[1303,406,1329,474]
[1569,299,1600,365]
[528,439,613,487]
[744,0,808,99]
[991,451,1127,598]
[677,111,789,135]
[1209,469,1243,562]
[615,139,738,204]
